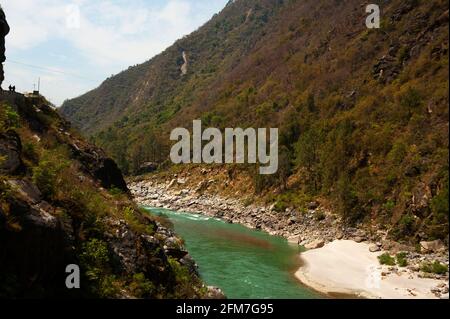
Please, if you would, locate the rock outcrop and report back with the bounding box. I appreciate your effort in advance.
[0,7,9,89]
[0,130,24,174]
[420,240,446,254]
[69,143,129,192]
[1,94,207,298]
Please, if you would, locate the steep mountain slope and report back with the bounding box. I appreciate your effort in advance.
[60,0,283,134]
[60,0,449,243]
[1,92,209,298]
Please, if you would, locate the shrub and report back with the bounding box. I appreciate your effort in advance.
[168,257,196,297]
[124,206,154,235]
[80,239,110,279]
[79,238,120,297]
[0,103,19,132]
[243,197,254,207]
[129,273,155,298]
[383,200,396,213]
[394,214,416,238]
[396,252,408,267]
[32,149,70,198]
[98,275,119,298]
[109,187,125,196]
[22,142,39,162]
[378,253,396,266]
[420,261,448,275]
[431,177,449,223]
[315,211,326,221]
[400,87,422,110]
[274,201,288,213]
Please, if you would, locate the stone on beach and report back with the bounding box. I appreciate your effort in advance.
[304,239,325,250]
[420,240,445,253]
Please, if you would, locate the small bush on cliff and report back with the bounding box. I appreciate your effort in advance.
[431,173,449,224]
[129,273,155,298]
[22,142,39,163]
[80,238,110,279]
[378,253,396,266]
[32,148,70,198]
[124,206,155,235]
[396,252,408,267]
[167,257,202,298]
[0,103,19,132]
[80,238,119,297]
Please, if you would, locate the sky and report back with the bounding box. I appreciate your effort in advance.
[1,0,228,106]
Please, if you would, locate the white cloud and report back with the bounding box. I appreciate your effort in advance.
[3,0,199,66]
[1,0,227,105]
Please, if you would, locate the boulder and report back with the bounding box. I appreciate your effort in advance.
[287,235,301,245]
[305,239,325,250]
[69,142,128,192]
[369,244,381,252]
[138,162,157,175]
[205,286,226,299]
[420,240,445,253]
[92,158,128,192]
[168,179,176,188]
[7,179,42,205]
[0,131,23,175]
[354,236,365,243]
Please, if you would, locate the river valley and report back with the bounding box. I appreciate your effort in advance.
[144,207,321,299]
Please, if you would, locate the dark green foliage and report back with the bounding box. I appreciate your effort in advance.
[32,148,70,199]
[431,173,449,223]
[420,261,448,275]
[396,252,408,267]
[79,238,119,298]
[378,253,396,266]
[0,103,19,132]
[22,142,39,163]
[400,87,422,111]
[129,273,155,298]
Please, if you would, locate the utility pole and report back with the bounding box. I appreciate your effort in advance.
[38,77,40,92]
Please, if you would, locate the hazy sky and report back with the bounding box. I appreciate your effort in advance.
[1,0,228,105]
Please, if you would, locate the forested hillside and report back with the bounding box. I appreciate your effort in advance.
[60,0,449,242]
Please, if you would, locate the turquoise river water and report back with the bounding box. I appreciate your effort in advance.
[144,207,320,299]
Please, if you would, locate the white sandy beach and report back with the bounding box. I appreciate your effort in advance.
[295,240,444,299]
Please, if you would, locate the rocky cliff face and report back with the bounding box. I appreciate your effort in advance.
[0,94,210,298]
[0,7,9,89]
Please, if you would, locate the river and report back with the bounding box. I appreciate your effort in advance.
[144,207,321,299]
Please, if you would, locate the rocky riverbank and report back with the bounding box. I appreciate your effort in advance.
[129,178,449,299]
[130,179,343,246]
